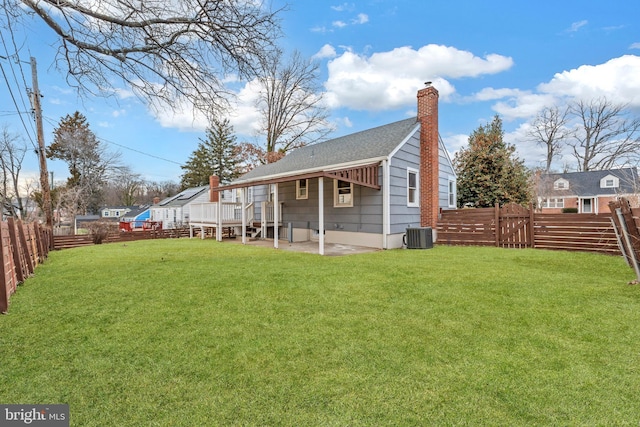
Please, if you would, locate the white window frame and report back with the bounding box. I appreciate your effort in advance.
[600,175,619,188]
[296,179,309,200]
[448,178,457,208]
[554,179,569,190]
[542,197,564,208]
[333,179,353,208]
[407,168,419,207]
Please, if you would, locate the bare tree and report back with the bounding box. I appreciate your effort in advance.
[0,125,27,218]
[8,0,284,112]
[568,98,640,171]
[527,106,570,172]
[104,166,143,206]
[256,50,332,161]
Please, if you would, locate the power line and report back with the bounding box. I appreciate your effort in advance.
[98,136,183,166]
[41,114,183,166]
[0,26,37,148]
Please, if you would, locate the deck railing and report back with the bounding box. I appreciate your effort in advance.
[189,202,254,225]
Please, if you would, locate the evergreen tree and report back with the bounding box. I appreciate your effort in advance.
[48,111,120,214]
[454,115,531,208]
[180,118,240,189]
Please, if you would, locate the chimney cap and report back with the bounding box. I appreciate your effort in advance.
[424,81,432,87]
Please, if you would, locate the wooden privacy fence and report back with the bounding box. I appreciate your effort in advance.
[0,219,51,313]
[437,203,620,255]
[52,228,192,250]
[608,198,640,282]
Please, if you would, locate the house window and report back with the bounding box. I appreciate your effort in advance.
[104,211,109,217]
[333,180,353,207]
[407,168,418,207]
[542,198,564,208]
[448,178,456,208]
[554,179,569,190]
[296,179,309,200]
[600,175,619,188]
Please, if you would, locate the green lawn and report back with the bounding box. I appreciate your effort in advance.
[1,239,639,426]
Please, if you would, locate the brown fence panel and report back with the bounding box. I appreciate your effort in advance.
[0,222,18,313]
[437,206,621,256]
[52,229,190,250]
[533,214,619,255]
[437,208,496,246]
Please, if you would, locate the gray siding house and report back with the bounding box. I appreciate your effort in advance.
[212,85,456,253]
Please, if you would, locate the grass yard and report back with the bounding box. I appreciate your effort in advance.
[1,239,639,426]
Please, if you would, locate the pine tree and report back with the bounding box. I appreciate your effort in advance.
[48,111,120,214]
[180,118,240,189]
[454,115,531,208]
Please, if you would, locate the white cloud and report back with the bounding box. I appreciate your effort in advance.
[313,44,338,60]
[98,121,110,128]
[331,3,355,12]
[480,55,640,122]
[567,20,588,33]
[442,134,468,159]
[112,109,126,118]
[352,13,368,24]
[629,42,640,50]
[324,44,513,111]
[332,20,347,28]
[492,93,558,120]
[537,55,640,106]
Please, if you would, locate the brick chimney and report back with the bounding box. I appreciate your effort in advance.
[152,197,160,205]
[209,175,220,202]
[417,83,439,228]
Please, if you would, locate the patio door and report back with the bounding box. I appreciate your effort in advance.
[580,198,593,213]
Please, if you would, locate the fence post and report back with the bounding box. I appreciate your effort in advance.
[0,223,7,313]
[615,208,640,282]
[529,203,535,248]
[494,202,502,247]
[7,218,25,284]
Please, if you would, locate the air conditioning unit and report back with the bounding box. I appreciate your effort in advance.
[404,227,433,249]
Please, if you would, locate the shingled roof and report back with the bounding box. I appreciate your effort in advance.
[540,167,639,197]
[229,117,420,186]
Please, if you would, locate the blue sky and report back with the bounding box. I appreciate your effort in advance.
[1,0,639,187]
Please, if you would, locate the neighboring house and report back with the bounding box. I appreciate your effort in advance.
[208,84,456,251]
[118,205,152,231]
[100,206,132,219]
[150,186,210,229]
[536,167,640,214]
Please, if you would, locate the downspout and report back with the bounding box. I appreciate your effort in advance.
[382,159,390,249]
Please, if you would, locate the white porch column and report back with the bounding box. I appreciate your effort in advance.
[382,159,390,249]
[318,177,325,256]
[273,183,279,249]
[241,187,247,245]
[216,200,222,241]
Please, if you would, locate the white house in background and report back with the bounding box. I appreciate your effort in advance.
[197,84,456,254]
[150,186,210,229]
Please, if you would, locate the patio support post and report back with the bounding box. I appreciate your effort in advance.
[216,198,222,241]
[319,177,325,256]
[274,183,279,249]
[241,187,247,245]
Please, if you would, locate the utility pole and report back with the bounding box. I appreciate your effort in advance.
[30,57,53,229]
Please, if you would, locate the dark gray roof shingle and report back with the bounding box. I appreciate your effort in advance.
[235,117,419,183]
[541,167,639,196]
